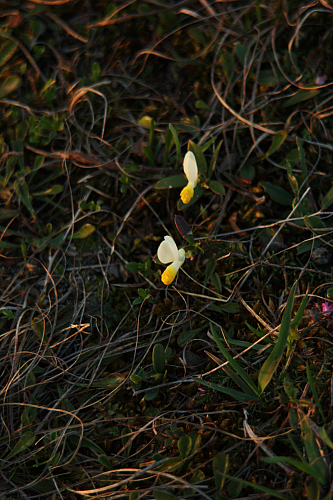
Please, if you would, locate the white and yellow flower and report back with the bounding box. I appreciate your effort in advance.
[180,151,198,204]
[157,235,185,285]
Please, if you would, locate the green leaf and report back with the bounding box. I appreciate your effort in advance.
[234,43,248,67]
[304,476,320,500]
[204,258,216,287]
[258,281,297,393]
[31,318,49,343]
[16,121,28,141]
[14,179,36,218]
[290,291,308,339]
[155,457,183,472]
[0,208,19,219]
[306,362,325,424]
[208,303,240,313]
[304,215,326,230]
[296,239,321,255]
[261,456,324,486]
[296,137,307,180]
[177,325,207,346]
[89,373,126,388]
[152,344,165,374]
[0,75,22,98]
[121,427,133,458]
[281,89,320,108]
[286,160,298,196]
[153,490,181,500]
[162,129,173,168]
[208,139,223,179]
[261,130,287,160]
[178,435,192,459]
[214,452,229,491]
[208,180,225,195]
[221,471,288,499]
[222,52,235,81]
[0,39,17,67]
[321,185,333,211]
[70,435,105,456]
[32,185,63,197]
[99,454,113,470]
[260,181,294,206]
[6,431,35,460]
[0,241,21,249]
[72,224,96,239]
[210,323,259,396]
[298,410,327,485]
[154,175,187,189]
[193,377,256,403]
[144,387,159,400]
[21,406,37,426]
[257,70,287,86]
[211,272,222,293]
[169,123,181,168]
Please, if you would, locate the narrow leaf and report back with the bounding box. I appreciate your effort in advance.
[221,472,288,499]
[213,452,229,491]
[281,89,320,108]
[153,344,165,374]
[169,123,181,168]
[70,435,105,456]
[261,130,287,160]
[193,377,257,403]
[306,362,325,424]
[210,323,259,396]
[0,40,17,66]
[6,431,35,460]
[258,282,297,393]
[0,75,22,98]
[262,455,325,486]
[296,137,307,180]
[321,185,333,211]
[208,139,223,178]
[178,435,192,459]
[153,490,181,500]
[72,224,96,239]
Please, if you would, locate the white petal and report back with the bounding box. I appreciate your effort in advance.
[158,236,179,263]
[183,151,198,186]
[178,248,185,265]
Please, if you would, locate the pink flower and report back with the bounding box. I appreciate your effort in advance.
[322,300,333,316]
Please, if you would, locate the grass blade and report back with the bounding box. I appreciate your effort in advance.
[258,281,297,393]
[210,323,259,396]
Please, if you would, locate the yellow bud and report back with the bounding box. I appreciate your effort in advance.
[161,264,177,285]
[180,184,194,204]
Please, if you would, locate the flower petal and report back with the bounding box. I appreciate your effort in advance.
[180,183,194,204]
[178,248,185,265]
[157,235,179,263]
[183,151,198,186]
[161,264,178,285]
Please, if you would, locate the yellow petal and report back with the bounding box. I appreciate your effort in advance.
[161,264,177,285]
[180,184,194,204]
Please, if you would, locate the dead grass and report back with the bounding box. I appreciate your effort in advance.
[1,1,333,499]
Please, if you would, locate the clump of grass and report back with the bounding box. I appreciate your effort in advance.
[1,1,333,499]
